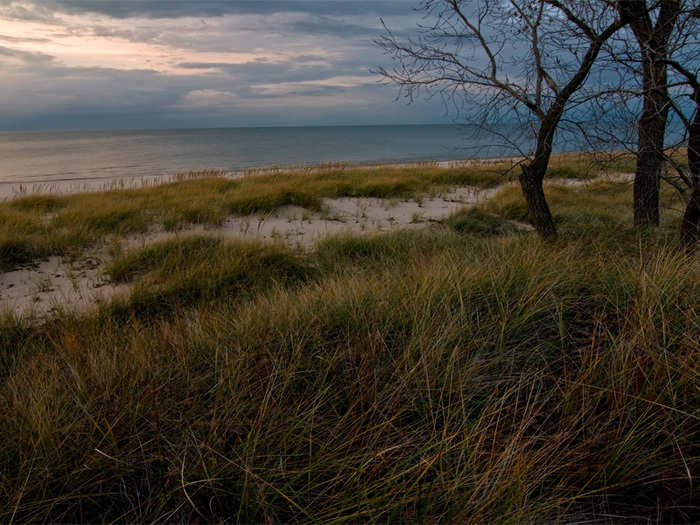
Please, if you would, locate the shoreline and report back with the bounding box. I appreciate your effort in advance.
[0,155,529,200]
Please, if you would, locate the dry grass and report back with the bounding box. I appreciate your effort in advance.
[0,158,698,522]
[0,165,508,271]
[1,229,697,522]
[0,153,627,272]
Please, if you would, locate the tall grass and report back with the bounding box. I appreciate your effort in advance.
[104,236,315,317]
[1,159,697,522]
[1,228,697,522]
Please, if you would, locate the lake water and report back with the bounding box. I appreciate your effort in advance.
[0,125,525,184]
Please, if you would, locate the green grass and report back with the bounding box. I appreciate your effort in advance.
[0,154,643,271]
[486,179,683,232]
[0,158,698,522]
[103,236,315,317]
[0,162,524,271]
[443,206,522,236]
[316,228,471,271]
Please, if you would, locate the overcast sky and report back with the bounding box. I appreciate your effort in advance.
[0,0,452,131]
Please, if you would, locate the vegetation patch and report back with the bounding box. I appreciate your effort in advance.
[105,236,316,316]
[1,157,697,522]
[0,166,504,270]
[1,230,697,522]
[444,207,521,236]
[0,157,623,271]
[9,195,68,213]
[316,229,468,269]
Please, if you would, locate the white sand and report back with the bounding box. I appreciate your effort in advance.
[0,168,632,318]
[0,254,130,317]
[1,185,505,317]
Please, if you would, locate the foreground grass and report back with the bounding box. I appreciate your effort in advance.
[104,237,315,318]
[0,166,698,522]
[1,231,697,522]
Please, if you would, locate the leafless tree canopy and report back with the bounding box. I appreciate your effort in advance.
[376,0,626,238]
[582,0,699,242]
[377,0,700,244]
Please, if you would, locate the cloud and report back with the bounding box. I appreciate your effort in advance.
[0,13,298,73]
[0,1,59,22]
[0,43,53,64]
[41,1,409,19]
[285,16,381,38]
[0,32,50,43]
[0,0,448,130]
[251,75,376,97]
[179,89,239,108]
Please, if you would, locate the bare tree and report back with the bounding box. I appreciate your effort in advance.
[595,2,698,244]
[663,5,700,248]
[669,61,700,248]
[583,1,699,243]
[616,0,682,226]
[376,0,627,238]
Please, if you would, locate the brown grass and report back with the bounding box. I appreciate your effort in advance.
[0,159,697,522]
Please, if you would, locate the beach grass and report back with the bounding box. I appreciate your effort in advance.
[0,158,616,271]
[1,166,499,270]
[443,206,523,236]
[104,236,315,318]
[0,157,698,522]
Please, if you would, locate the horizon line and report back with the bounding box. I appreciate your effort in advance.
[0,122,465,135]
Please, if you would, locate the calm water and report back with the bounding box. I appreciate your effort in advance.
[0,125,522,184]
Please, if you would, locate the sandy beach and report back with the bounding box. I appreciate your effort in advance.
[0,153,638,317]
[0,183,509,316]
[0,156,524,200]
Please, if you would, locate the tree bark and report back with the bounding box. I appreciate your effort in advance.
[618,0,680,227]
[519,110,559,239]
[680,83,700,250]
[633,49,668,226]
[680,185,700,249]
[519,164,557,238]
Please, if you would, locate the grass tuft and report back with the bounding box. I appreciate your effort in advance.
[444,206,521,236]
[105,236,316,316]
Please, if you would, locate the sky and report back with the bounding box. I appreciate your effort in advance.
[0,0,453,131]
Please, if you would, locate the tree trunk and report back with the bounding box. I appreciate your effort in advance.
[680,185,700,250]
[680,85,700,250]
[633,146,662,226]
[618,0,680,227]
[513,13,624,240]
[519,163,557,239]
[518,110,560,240]
[633,54,668,227]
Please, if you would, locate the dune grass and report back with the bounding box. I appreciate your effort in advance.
[443,206,523,236]
[486,178,684,235]
[104,236,315,318]
[0,154,628,272]
[1,226,697,522]
[0,158,698,522]
[0,165,511,271]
